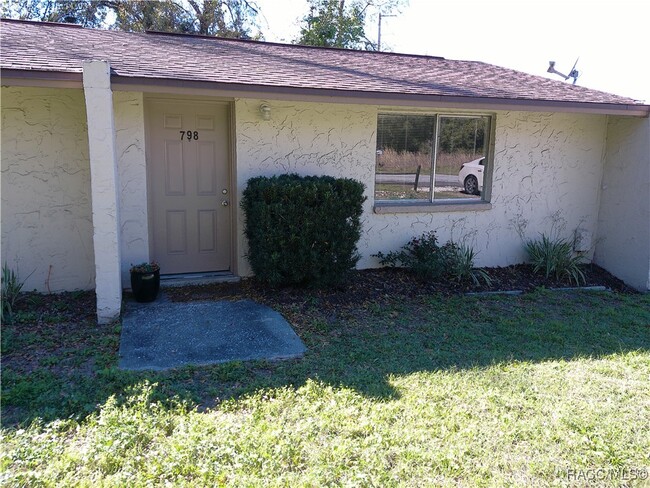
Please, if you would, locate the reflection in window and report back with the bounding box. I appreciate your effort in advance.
[375,113,491,202]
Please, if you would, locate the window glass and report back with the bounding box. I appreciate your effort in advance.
[375,113,491,202]
[435,116,489,200]
[375,114,435,201]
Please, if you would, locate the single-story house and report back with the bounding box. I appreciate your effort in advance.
[2,18,649,323]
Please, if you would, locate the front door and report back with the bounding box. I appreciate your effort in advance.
[147,100,231,275]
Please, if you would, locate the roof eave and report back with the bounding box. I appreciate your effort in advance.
[1,68,82,89]
[2,69,648,117]
[112,75,650,117]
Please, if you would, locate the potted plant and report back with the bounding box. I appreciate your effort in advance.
[130,261,160,302]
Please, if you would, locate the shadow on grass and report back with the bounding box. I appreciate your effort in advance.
[2,289,649,428]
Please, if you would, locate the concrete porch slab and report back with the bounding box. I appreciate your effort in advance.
[118,298,306,371]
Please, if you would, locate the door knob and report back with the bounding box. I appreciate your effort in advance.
[221,200,229,207]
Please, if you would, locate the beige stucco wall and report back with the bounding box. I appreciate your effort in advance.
[484,111,606,264]
[234,99,608,275]
[594,116,650,291]
[0,87,149,295]
[1,89,619,292]
[1,86,95,292]
[114,91,149,287]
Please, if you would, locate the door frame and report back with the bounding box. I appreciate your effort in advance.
[143,94,238,276]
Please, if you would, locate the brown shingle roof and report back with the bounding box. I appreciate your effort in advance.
[1,18,646,108]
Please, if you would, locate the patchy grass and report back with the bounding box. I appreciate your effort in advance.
[374,183,470,201]
[376,148,476,175]
[2,287,649,486]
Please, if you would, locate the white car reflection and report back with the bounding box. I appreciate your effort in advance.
[458,157,484,195]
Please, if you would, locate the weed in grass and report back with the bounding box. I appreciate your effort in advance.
[52,300,71,312]
[39,356,61,367]
[44,314,67,324]
[367,302,385,316]
[310,317,331,333]
[27,294,44,307]
[210,361,247,382]
[13,310,40,323]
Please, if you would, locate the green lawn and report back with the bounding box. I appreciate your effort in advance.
[2,288,649,486]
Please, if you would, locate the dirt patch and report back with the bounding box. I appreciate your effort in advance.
[2,290,114,375]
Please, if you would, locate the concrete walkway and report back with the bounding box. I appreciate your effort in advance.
[118,297,306,371]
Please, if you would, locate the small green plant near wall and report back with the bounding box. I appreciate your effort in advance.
[375,231,450,281]
[130,262,160,274]
[242,174,366,287]
[375,231,492,286]
[448,243,493,287]
[2,263,26,324]
[524,234,586,285]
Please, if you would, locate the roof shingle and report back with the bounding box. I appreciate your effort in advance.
[1,19,646,108]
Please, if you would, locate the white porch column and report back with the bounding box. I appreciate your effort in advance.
[83,60,123,323]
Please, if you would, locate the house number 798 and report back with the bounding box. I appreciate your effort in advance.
[179,131,199,141]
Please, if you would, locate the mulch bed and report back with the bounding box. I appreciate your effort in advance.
[6,264,633,328]
[164,264,634,310]
[9,290,97,325]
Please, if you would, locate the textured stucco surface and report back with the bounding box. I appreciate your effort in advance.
[594,116,650,291]
[234,99,608,276]
[484,110,606,264]
[1,86,94,292]
[114,91,149,287]
[3,88,622,293]
[234,99,376,275]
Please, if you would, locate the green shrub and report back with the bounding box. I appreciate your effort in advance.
[375,231,451,281]
[2,263,25,324]
[375,232,491,285]
[241,174,366,287]
[524,234,586,285]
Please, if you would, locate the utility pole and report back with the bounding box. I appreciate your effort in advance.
[377,13,396,51]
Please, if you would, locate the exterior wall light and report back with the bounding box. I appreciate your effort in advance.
[259,103,271,121]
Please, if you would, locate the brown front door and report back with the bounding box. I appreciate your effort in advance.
[147,100,231,274]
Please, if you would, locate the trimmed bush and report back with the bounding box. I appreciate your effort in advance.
[241,174,366,287]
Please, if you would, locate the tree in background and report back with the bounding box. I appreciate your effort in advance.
[295,0,405,50]
[1,0,108,26]
[110,1,194,33]
[1,0,260,37]
[296,0,368,49]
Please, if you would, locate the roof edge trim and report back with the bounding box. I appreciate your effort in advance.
[112,76,650,117]
[2,69,648,117]
[1,69,83,88]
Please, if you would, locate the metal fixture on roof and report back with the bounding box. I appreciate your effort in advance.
[547,58,580,85]
[377,13,396,51]
[259,103,271,121]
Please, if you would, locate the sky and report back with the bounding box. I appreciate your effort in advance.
[253,0,650,103]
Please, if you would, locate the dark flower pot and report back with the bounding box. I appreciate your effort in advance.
[130,269,160,303]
